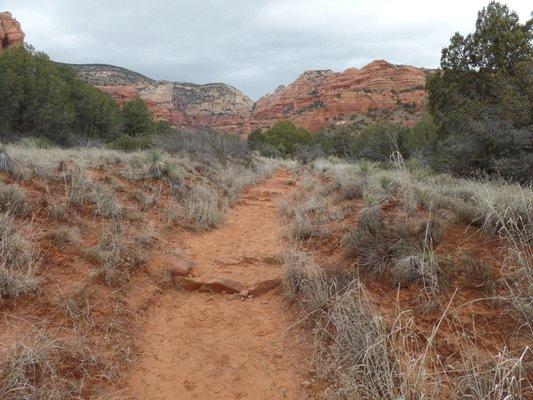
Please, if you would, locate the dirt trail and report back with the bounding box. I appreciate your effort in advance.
[126,170,314,400]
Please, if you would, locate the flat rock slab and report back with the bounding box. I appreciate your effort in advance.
[250,278,281,296]
[203,278,246,294]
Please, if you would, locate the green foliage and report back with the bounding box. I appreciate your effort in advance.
[355,122,409,161]
[0,45,123,145]
[263,121,314,155]
[403,112,438,156]
[122,98,154,137]
[110,134,153,152]
[427,1,532,182]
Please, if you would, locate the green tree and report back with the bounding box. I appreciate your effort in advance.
[263,121,314,156]
[0,45,74,143]
[427,1,532,182]
[122,98,154,137]
[0,45,124,145]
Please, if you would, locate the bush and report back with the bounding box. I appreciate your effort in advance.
[122,98,154,137]
[262,121,314,156]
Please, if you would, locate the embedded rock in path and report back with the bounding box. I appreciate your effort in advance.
[167,257,196,277]
[205,278,246,294]
[250,278,281,296]
[0,12,24,52]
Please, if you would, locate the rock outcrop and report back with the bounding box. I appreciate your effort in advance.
[251,60,427,131]
[67,61,428,135]
[2,13,429,134]
[67,64,254,134]
[0,12,24,52]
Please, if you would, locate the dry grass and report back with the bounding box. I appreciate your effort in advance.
[48,226,80,247]
[0,184,29,215]
[285,158,533,399]
[184,184,227,230]
[0,213,38,299]
[0,328,98,399]
[97,223,145,286]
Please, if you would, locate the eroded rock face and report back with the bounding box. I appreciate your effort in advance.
[68,60,428,135]
[67,64,254,134]
[0,12,24,52]
[251,60,428,131]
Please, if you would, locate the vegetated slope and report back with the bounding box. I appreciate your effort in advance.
[0,142,298,398]
[64,63,255,135]
[278,159,532,398]
[65,63,155,86]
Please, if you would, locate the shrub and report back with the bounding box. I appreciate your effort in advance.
[122,98,154,137]
[110,134,152,151]
[145,150,184,181]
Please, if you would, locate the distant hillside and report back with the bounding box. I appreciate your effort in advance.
[64,63,255,134]
[61,63,155,86]
[65,61,430,135]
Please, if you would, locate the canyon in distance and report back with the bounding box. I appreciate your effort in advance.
[3,11,430,136]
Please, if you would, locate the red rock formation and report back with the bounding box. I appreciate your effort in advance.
[251,60,428,131]
[0,12,24,52]
[70,60,428,135]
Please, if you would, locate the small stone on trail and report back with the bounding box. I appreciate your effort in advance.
[301,380,312,388]
[240,289,250,297]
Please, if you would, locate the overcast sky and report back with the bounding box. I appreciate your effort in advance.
[3,0,532,99]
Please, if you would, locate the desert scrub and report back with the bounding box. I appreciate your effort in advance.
[0,213,38,299]
[0,329,98,399]
[48,226,80,248]
[97,223,145,285]
[92,185,122,219]
[184,184,227,229]
[145,150,184,181]
[0,184,29,215]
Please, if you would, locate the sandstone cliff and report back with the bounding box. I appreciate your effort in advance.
[2,12,429,135]
[0,12,24,52]
[251,60,427,131]
[67,64,254,134]
[69,61,428,135]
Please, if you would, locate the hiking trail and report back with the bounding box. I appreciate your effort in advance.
[125,170,315,399]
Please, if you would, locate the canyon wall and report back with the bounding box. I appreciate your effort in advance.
[0,12,24,52]
[250,60,427,131]
[5,11,429,135]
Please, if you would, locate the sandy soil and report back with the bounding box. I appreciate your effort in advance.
[125,170,315,399]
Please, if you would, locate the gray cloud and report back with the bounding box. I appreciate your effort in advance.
[3,0,532,99]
